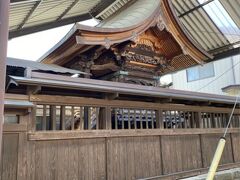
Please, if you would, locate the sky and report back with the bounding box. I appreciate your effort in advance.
[7,19,99,61]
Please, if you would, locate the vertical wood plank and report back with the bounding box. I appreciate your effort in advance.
[96,107,100,130]
[134,109,137,129]
[31,105,37,131]
[42,105,47,130]
[50,105,56,130]
[106,106,112,130]
[161,135,202,174]
[1,134,19,180]
[114,108,118,130]
[17,132,28,180]
[128,109,131,129]
[71,106,75,130]
[26,140,35,180]
[201,134,233,167]
[60,106,65,130]
[140,109,143,129]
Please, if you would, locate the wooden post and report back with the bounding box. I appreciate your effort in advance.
[99,106,111,129]
[106,106,112,129]
[0,0,10,161]
[84,107,89,129]
[50,105,56,130]
[155,109,163,129]
[197,111,203,128]
[60,106,65,130]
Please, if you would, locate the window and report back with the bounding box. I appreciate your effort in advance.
[4,114,19,124]
[187,63,214,82]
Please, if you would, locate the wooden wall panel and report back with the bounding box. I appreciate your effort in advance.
[231,133,240,162]
[161,135,202,174]
[17,133,28,180]
[1,131,238,180]
[78,138,106,180]
[201,134,233,167]
[107,136,162,180]
[26,140,36,180]
[1,134,19,180]
[32,138,106,180]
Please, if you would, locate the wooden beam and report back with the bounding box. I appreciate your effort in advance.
[30,95,240,114]
[27,85,41,95]
[28,128,240,140]
[3,124,27,132]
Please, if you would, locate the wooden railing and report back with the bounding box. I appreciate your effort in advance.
[32,95,240,131]
[2,94,240,180]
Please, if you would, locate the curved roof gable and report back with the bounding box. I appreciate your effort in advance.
[39,0,212,75]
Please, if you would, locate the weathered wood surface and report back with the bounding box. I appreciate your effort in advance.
[1,134,19,180]
[1,130,240,180]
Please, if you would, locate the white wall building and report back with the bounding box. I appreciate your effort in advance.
[171,54,240,95]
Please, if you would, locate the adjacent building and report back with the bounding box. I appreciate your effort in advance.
[172,54,240,95]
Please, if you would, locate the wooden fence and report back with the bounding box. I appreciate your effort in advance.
[1,94,240,180]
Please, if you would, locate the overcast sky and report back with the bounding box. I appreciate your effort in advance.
[7,19,98,61]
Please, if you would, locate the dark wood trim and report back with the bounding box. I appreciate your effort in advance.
[28,128,240,140]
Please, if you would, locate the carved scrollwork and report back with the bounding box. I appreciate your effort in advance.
[156,16,166,31]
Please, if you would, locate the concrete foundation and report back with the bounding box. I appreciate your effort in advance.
[182,168,240,180]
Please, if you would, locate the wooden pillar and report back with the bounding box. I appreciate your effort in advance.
[197,111,203,128]
[99,107,111,129]
[84,107,89,129]
[50,105,56,130]
[155,109,164,129]
[0,0,10,161]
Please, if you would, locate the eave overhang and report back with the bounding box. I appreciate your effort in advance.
[39,0,212,74]
[9,72,238,105]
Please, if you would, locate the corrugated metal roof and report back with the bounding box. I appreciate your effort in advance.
[95,0,132,20]
[9,0,239,60]
[219,0,240,28]
[171,0,240,55]
[98,0,159,28]
[7,57,89,75]
[9,0,103,38]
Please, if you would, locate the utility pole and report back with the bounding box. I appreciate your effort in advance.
[0,0,10,160]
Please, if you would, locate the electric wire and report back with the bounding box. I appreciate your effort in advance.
[196,60,240,91]
[223,94,239,137]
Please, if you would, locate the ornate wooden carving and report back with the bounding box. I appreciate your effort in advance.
[40,0,213,85]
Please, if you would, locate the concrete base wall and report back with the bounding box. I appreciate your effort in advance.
[182,168,240,180]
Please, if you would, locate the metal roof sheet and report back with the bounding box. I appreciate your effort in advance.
[98,0,159,28]
[220,0,240,28]
[9,73,239,104]
[9,0,240,61]
[171,0,240,55]
[7,57,89,75]
[9,0,103,38]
